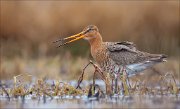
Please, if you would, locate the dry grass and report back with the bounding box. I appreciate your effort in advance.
[0,69,179,99]
[0,54,95,80]
[1,54,179,81]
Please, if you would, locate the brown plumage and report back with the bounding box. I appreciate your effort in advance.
[54,25,167,76]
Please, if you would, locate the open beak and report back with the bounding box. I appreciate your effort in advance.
[53,31,86,47]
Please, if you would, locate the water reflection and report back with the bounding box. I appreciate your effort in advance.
[1,95,179,108]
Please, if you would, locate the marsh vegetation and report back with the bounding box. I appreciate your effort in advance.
[0,1,180,108]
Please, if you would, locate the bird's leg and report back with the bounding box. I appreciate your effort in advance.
[90,61,112,95]
[76,61,92,89]
[111,78,114,93]
[113,66,123,95]
[122,67,130,95]
[76,60,112,95]
[117,67,124,95]
[123,66,131,88]
[114,73,118,94]
[92,69,97,95]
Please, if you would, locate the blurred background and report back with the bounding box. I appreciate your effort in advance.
[1,1,179,81]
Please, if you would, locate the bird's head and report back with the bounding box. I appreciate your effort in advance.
[54,25,100,47]
[82,25,99,40]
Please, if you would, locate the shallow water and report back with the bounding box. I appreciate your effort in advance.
[0,79,180,108]
[1,94,180,108]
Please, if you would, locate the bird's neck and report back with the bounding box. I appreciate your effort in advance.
[88,32,103,48]
[88,33,105,61]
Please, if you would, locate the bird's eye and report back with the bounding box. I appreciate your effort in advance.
[87,28,91,32]
[88,28,96,32]
[84,28,96,34]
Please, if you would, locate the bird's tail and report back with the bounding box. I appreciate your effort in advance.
[127,54,167,77]
[148,54,167,62]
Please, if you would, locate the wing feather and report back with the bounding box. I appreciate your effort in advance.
[105,41,161,65]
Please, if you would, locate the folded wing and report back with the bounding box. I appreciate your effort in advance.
[106,41,167,73]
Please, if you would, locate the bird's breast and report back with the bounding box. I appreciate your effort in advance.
[91,44,108,64]
[90,44,122,74]
[90,44,117,73]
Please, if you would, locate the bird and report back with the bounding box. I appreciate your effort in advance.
[54,25,167,94]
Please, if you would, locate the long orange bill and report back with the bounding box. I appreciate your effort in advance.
[53,31,85,47]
